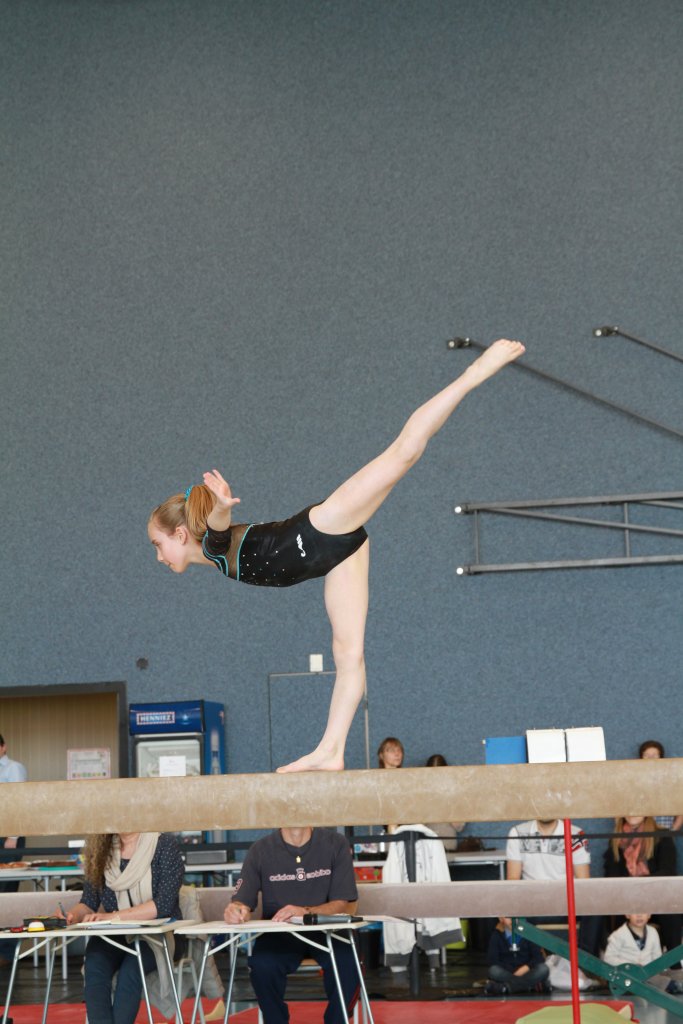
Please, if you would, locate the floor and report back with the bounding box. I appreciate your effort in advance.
[2,946,682,1023]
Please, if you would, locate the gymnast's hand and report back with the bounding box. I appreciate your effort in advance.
[204,469,241,531]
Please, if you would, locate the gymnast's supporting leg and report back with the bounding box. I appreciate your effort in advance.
[279,340,524,774]
[309,338,524,538]
[277,540,369,773]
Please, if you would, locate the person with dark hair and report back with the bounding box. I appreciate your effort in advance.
[604,815,682,966]
[0,732,28,967]
[62,832,184,1024]
[639,740,665,759]
[225,826,359,1024]
[424,754,465,851]
[148,340,525,774]
[638,742,683,830]
[485,916,550,995]
[377,737,404,769]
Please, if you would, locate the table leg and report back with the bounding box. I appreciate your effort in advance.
[160,934,184,1024]
[41,939,57,1024]
[1,942,22,1024]
[188,940,210,1024]
[325,932,348,1024]
[60,879,68,981]
[222,938,240,1024]
[134,937,155,1024]
[346,930,375,1024]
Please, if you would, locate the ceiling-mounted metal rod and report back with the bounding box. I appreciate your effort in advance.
[456,554,683,575]
[593,326,683,366]
[447,337,683,442]
[473,506,683,539]
[456,491,683,514]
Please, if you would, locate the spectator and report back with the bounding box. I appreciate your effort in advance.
[603,913,683,993]
[0,731,28,968]
[638,741,683,831]
[485,916,550,995]
[377,737,404,769]
[424,754,465,852]
[506,817,601,956]
[225,826,359,1024]
[604,815,682,966]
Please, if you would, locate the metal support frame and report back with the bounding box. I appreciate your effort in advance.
[447,336,683,440]
[512,917,683,1019]
[455,491,683,574]
[593,325,683,366]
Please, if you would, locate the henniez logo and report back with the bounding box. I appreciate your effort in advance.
[136,712,176,726]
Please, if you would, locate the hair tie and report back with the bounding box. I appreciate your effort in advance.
[184,486,193,501]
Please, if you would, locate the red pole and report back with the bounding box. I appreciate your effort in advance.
[563,818,581,1024]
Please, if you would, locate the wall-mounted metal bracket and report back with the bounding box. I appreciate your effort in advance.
[455,492,683,574]
[447,336,683,441]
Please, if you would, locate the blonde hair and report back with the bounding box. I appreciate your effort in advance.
[610,816,657,863]
[149,485,216,543]
[82,834,116,888]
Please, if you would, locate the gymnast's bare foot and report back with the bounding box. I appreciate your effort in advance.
[276,743,344,773]
[465,338,525,387]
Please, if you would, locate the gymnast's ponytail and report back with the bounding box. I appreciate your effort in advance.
[149,484,216,542]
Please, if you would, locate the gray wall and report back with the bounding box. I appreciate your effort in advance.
[2,2,682,848]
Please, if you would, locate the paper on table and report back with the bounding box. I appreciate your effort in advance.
[74,918,172,929]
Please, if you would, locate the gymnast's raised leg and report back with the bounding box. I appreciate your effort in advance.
[277,338,524,772]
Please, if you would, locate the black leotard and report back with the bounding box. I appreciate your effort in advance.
[202,505,368,588]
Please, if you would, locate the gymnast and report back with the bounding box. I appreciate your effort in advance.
[148,338,525,773]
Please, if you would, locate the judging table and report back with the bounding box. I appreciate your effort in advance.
[0,918,190,1024]
[0,863,239,984]
[176,918,374,1024]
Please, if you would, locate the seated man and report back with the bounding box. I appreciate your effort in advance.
[225,825,359,1024]
[506,817,602,956]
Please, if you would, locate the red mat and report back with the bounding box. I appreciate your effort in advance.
[230,1002,636,1024]
[1,999,636,1023]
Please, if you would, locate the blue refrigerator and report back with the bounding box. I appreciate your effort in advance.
[129,700,226,843]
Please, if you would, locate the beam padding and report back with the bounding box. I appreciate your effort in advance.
[2,758,680,835]
[357,877,683,917]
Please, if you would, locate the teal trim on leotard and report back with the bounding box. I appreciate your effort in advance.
[202,532,229,576]
[234,524,253,582]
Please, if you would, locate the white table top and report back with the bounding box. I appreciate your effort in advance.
[176,918,368,936]
[0,918,195,940]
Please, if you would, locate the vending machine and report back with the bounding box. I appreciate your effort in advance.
[129,700,226,843]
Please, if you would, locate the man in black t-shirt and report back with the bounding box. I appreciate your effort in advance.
[225,826,359,1024]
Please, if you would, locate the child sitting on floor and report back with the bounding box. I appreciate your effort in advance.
[603,913,683,993]
[485,917,551,995]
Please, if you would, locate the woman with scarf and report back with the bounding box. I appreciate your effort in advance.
[64,832,184,1024]
[604,815,682,965]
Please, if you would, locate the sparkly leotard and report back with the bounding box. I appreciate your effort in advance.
[202,505,368,588]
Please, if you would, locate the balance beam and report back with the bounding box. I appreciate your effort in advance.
[357,877,683,918]
[3,877,681,924]
[3,758,680,835]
